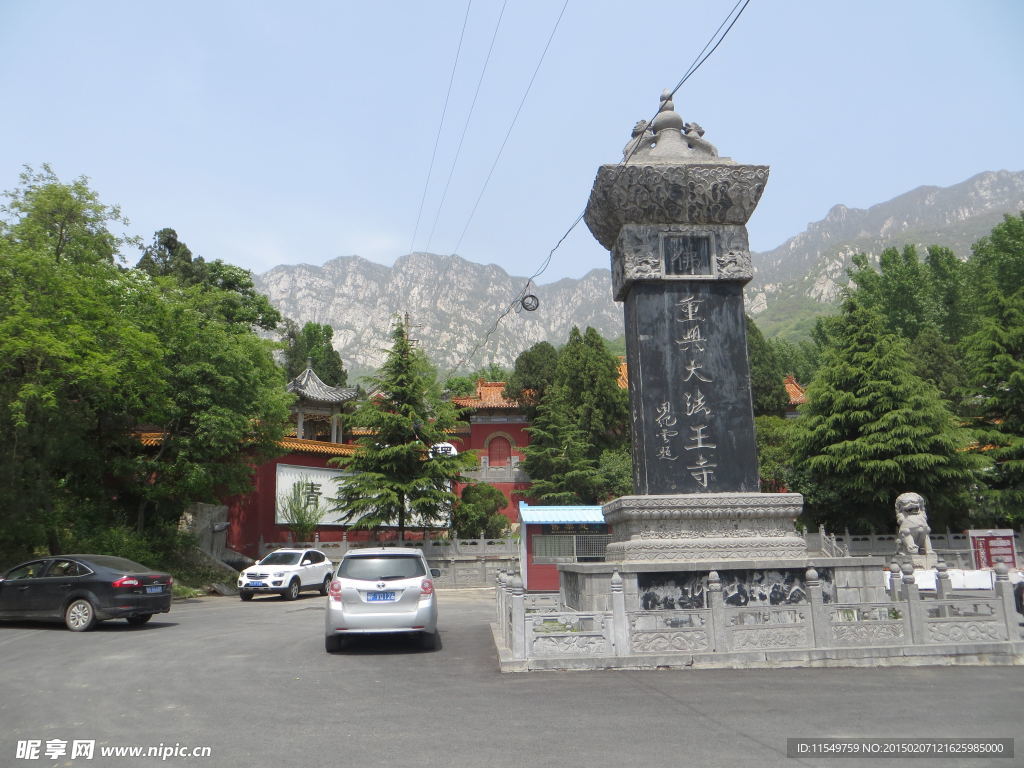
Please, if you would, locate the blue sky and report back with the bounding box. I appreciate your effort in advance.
[2,1,1022,282]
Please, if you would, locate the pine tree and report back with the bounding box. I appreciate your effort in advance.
[329,320,475,538]
[962,288,1024,523]
[791,296,985,532]
[503,341,559,413]
[553,326,629,456]
[522,386,603,505]
[746,316,788,416]
[282,319,347,387]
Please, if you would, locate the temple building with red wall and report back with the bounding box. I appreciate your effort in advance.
[451,380,534,525]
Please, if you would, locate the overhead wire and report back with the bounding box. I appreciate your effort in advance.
[423,0,509,255]
[449,0,752,374]
[452,0,570,254]
[409,0,474,255]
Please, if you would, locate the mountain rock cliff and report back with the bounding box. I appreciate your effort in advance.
[255,171,1024,370]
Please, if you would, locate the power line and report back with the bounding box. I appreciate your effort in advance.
[423,0,509,255]
[409,0,473,255]
[452,0,570,254]
[623,0,751,166]
[450,0,753,373]
[449,208,584,374]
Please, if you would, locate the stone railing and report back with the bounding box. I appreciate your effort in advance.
[262,537,518,559]
[264,538,519,588]
[805,529,1023,564]
[494,563,1022,669]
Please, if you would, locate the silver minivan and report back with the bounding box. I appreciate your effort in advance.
[325,547,440,652]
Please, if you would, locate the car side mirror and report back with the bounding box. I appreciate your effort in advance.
[430,568,441,578]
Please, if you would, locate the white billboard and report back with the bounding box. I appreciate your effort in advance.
[274,463,450,529]
[275,464,350,526]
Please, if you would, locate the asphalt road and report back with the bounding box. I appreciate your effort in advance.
[0,589,1020,768]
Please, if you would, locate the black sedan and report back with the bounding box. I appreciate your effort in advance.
[0,554,173,631]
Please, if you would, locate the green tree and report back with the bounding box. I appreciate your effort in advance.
[909,324,968,404]
[443,363,512,398]
[137,227,202,282]
[0,169,292,561]
[968,212,1024,307]
[961,288,1024,523]
[790,296,985,533]
[503,340,560,413]
[329,320,476,538]
[755,415,796,493]
[121,280,292,532]
[768,336,820,385]
[137,228,280,331]
[746,316,788,416]
[1,163,137,264]
[452,483,509,538]
[923,245,970,343]
[554,327,629,456]
[521,386,603,505]
[0,248,159,557]
[282,319,348,386]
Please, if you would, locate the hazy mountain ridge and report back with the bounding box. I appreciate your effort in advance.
[746,170,1024,314]
[255,253,622,374]
[255,171,1024,370]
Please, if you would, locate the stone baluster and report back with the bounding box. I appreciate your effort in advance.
[888,559,902,601]
[496,570,507,627]
[707,571,729,653]
[901,562,925,645]
[805,567,831,649]
[509,573,526,660]
[610,570,630,657]
[994,562,1020,641]
[935,556,952,600]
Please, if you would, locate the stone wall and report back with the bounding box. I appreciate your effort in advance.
[493,564,1024,672]
[261,538,518,588]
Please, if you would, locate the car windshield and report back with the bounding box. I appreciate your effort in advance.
[83,555,152,572]
[260,552,302,566]
[339,555,426,581]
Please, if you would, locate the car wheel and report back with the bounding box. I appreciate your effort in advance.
[239,591,254,601]
[325,635,344,653]
[65,599,97,632]
[419,630,440,651]
[284,578,300,601]
[319,574,332,596]
[126,614,153,626]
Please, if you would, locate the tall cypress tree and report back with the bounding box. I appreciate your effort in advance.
[962,288,1024,523]
[554,326,629,457]
[330,320,475,538]
[791,296,984,532]
[746,316,788,416]
[521,385,603,505]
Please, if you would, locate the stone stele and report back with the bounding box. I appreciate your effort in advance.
[584,90,805,561]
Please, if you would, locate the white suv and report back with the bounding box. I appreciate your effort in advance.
[238,548,333,601]
[325,548,441,652]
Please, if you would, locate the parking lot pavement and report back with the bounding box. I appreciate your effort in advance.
[1,590,1020,768]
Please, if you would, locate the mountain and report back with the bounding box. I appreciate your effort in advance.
[254,253,622,375]
[746,170,1024,329]
[255,171,1024,370]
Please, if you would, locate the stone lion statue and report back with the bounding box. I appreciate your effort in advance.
[895,492,932,556]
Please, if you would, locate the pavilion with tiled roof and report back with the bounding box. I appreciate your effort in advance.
[286,360,358,443]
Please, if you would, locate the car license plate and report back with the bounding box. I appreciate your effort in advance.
[146,585,164,594]
[246,581,266,588]
[367,591,396,602]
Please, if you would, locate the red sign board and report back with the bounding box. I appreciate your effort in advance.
[968,529,1019,569]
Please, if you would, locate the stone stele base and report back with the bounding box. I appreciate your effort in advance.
[602,492,807,562]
